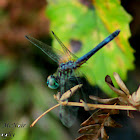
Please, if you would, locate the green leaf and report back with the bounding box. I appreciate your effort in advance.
[46,0,135,96]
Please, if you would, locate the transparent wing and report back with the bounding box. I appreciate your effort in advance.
[52,31,79,61]
[59,105,78,127]
[25,35,63,63]
[59,73,80,127]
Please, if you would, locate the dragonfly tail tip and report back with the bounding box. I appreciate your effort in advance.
[51,31,54,35]
[116,29,121,34]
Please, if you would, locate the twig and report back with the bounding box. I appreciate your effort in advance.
[61,102,137,111]
[30,104,60,127]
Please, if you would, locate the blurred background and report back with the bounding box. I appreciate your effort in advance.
[0,0,140,139]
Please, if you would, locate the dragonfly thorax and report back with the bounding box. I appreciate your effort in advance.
[58,61,77,72]
[47,61,77,90]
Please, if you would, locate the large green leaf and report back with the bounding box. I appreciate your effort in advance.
[46,0,135,96]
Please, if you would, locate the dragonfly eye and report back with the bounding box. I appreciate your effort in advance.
[47,75,59,89]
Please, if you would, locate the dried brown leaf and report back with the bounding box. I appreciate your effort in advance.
[81,108,120,127]
[113,72,130,95]
[78,124,100,134]
[105,75,114,87]
[105,75,126,97]
[60,84,82,101]
[89,96,119,104]
[101,127,109,140]
[104,116,122,128]
[118,97,129,105]
[130,86,140,106]
[76,134,98,140]
[81,114,107,126]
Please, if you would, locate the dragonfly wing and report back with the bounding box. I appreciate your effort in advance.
[59,71,80,127]
[59,105,78,127]
[25,35,62,63]
[70,69,87,102]
[52,31,79,61]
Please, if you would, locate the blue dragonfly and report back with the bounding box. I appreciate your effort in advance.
[25,29,120,127]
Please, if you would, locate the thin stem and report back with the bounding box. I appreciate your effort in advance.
[30,104,60,127]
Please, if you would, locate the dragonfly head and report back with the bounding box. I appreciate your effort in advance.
[47,75,59,89]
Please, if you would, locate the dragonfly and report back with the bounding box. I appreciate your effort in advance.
[25,29,120,127]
